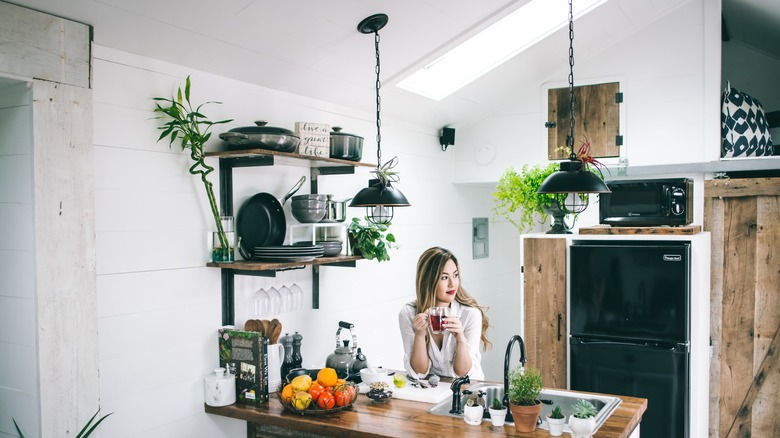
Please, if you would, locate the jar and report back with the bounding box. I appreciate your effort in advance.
[204,367,236,407]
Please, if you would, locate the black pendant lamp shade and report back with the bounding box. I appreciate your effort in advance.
[537,0,609,215]
[350,13,410,224]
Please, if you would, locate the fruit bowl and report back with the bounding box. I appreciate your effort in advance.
[279,381,359,415]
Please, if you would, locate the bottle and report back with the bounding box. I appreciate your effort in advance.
[291,331,303,368]
[279,333,295,379]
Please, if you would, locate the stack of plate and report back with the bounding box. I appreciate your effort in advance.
[253,245,324,262]
[294,240,342,257]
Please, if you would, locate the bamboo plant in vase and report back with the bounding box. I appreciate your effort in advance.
[153,76,234,262]
[505,365,543,433]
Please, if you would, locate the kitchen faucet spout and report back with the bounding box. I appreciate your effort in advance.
[449,374,471,414]
[502,334,527,408]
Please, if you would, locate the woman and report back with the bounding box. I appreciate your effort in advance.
[398,247,491,380]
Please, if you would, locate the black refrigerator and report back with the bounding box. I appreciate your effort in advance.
[569,240,691,438]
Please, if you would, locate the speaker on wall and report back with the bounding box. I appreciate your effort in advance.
[440,127,455,151]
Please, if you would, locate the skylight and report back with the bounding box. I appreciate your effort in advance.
[396,0,607,101]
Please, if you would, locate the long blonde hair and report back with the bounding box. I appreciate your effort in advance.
[413,247,492,351]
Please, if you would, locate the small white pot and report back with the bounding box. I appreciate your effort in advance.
[463,405,484,425]
[488,407,507,427]
[546,415,566,436]
[569,415,596,438]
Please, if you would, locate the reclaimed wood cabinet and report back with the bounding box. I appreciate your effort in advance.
[704,177,780,438]
[522,236,567,389]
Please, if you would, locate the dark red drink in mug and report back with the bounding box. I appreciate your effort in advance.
[428,307,449,334]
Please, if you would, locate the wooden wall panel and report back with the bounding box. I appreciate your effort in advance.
[523,237,567,389]
[704,178,780,438]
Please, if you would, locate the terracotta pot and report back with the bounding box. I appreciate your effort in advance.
[509,402,542,433]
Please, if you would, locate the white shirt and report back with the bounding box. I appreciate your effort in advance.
[398,300,484,380]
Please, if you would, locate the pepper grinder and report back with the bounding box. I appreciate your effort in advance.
[291,331,303,368]
[279,333,295,378]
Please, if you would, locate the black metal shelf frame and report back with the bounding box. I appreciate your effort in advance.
[217,155,358,325]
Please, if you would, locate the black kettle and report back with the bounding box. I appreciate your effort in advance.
[325,321,368,381]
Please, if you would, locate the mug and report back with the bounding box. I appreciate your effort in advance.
[427,307,450,334]
[266,342,284,393]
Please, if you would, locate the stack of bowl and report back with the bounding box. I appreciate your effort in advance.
[291,194,328,223]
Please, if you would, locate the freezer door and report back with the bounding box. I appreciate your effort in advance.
[570,241,691,344]
[570,337,690,438]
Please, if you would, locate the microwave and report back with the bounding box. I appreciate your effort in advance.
[599,178,693,227]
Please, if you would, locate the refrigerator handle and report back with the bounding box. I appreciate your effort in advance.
[571,337,688,351]
[557,313,562,342]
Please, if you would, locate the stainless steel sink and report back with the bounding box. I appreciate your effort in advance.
[427,383,621,433]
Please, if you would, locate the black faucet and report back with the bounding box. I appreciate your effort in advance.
[449,374,471,414]
[502,334,527,409]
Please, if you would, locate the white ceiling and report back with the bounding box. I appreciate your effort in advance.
[5,0,779,129]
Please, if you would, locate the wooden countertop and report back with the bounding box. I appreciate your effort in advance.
[205,388,647,437]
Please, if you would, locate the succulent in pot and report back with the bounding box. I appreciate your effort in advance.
[569,399,598,438]
[547,404,566,436]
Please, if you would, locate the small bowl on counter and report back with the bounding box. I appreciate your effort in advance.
[365,381,393,404]
[359,367,389,385]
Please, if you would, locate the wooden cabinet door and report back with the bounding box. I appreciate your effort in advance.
[523,237,567,389]
[704,178,780,438]
[547,82,620,160]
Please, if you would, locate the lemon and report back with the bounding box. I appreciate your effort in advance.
[291,374,313,392]
[393,373,407,388]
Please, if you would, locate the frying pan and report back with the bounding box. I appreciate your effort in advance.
[237,177,306,258]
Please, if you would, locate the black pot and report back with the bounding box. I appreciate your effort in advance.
[219,121,299,152]
[329,127,363,161]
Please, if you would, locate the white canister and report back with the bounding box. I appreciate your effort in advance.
[204,367,236,407]
[266,343,284,393]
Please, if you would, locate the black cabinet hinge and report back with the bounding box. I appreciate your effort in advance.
[615,92,623,104]
[616,135,624,146]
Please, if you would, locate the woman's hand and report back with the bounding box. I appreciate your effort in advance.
[412,312,429,335]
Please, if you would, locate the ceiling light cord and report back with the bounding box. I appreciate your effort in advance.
[568,0,577,161]
[374,30,382,169]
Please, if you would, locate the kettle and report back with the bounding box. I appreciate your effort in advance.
[325,321,368,380]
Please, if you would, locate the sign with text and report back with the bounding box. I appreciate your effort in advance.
[295,122,330,158]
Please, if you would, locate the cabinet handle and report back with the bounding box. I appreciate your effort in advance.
[557,313,562,342]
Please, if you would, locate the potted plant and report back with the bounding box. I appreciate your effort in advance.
[506,365,543,433]
[153,76,235,261]
[14,409,112,437]
[346,217,396,262]
[493,163,563,234]
[569,399,598,438]
[488,396,508,427]
[462,390,485,425]
[547,404,566,436]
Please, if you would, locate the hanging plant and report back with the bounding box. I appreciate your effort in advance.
[493,163,559,233]
[153,76,233,255]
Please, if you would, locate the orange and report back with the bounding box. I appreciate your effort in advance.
[316,368,338,387]
[281,384,294,402]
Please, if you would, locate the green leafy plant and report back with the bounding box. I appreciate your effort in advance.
[572,399,598,419]
[491,397,505,410]
[493,163,558,233]
[346,217,396,262]
[550,405,565,419]
[370,156,401,188]
[13,409,112,437]
[153,76,233,258]
[506,365,543,406]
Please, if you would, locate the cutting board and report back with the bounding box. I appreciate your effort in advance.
[360,376,452,404]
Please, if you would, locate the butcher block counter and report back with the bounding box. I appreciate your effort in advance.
[205,389,646,437]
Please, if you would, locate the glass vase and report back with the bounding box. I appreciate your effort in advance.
[211,216,235,263]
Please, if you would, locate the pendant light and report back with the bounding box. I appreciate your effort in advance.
[350,13,410,225]
[537,0,610,215]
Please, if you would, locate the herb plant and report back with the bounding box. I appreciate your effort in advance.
[153,76,233,256]
[506,365,543,406]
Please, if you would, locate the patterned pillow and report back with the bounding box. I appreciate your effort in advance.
[721,81,774,158]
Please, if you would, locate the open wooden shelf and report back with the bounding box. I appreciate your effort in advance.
[208,255,362,271]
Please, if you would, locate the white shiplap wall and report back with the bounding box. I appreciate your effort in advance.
[92,45,519,437]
